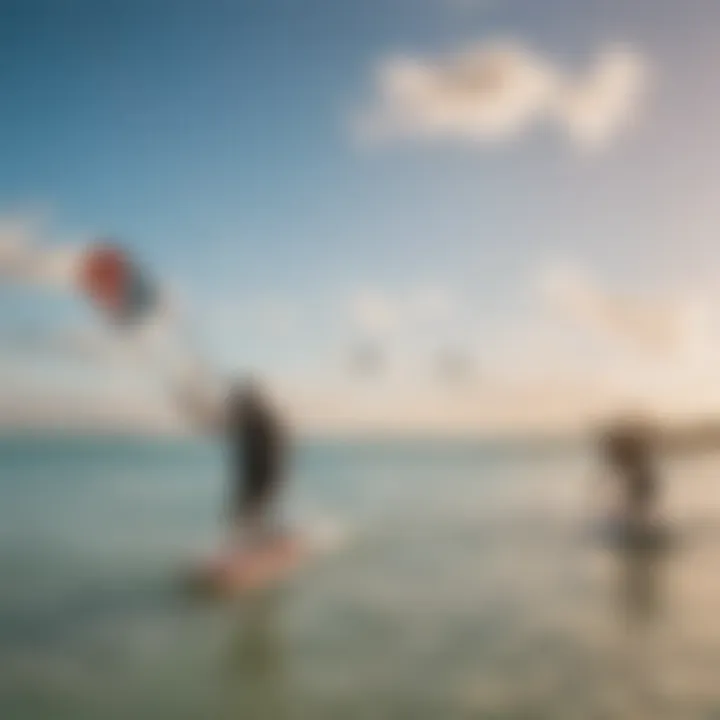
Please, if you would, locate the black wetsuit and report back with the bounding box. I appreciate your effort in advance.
[227,390,284,524]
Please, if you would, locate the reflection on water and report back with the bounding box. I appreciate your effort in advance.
[615,546,665,628]
[605,546,669,720]
[221,593,290,720]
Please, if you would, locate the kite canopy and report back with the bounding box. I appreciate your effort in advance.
[79,242,158,325]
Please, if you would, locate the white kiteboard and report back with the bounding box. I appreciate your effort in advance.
[186,518,348,598]
[186,532,305,597]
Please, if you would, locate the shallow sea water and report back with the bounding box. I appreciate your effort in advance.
[2,437,720,719]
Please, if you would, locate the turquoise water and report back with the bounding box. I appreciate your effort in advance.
[2,437,720,719]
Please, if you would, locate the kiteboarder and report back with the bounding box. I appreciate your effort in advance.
[225,379,288,547]
[171,370,289,550]
[599,418,660,529]
[78,242,290,552]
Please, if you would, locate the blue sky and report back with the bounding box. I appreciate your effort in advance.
[1,0,719,432]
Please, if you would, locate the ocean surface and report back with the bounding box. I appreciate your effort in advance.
[2,436,720,719]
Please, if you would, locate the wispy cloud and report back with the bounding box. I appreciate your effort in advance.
[346,284,482,386]
[357,40,648,150]
[350,285,455,338]
[556,48,648,149]
[0,387,182,435]
[0,217,82,289]
[539,262,710,360]
[278,372,615,438]
[350,289,400,337]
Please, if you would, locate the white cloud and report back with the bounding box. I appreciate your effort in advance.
[347,285,480,386]
[539,262,711,360]
[0,217,82,289]
[557,47,647,149]
[358,41,648,150]
[350,285,455,338]
[350,289,402,337]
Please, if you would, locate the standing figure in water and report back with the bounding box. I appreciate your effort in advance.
[174,374,288,549]
[225,380,287,547]
[600,419,660,529]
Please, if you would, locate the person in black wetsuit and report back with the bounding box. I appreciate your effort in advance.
[600,420,659,528]
[225,379,287,546]
[171,371,288,547]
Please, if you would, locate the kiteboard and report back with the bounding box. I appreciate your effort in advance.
[186,532,307,598]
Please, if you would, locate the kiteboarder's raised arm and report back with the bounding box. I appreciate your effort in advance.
[171,371,227,436]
